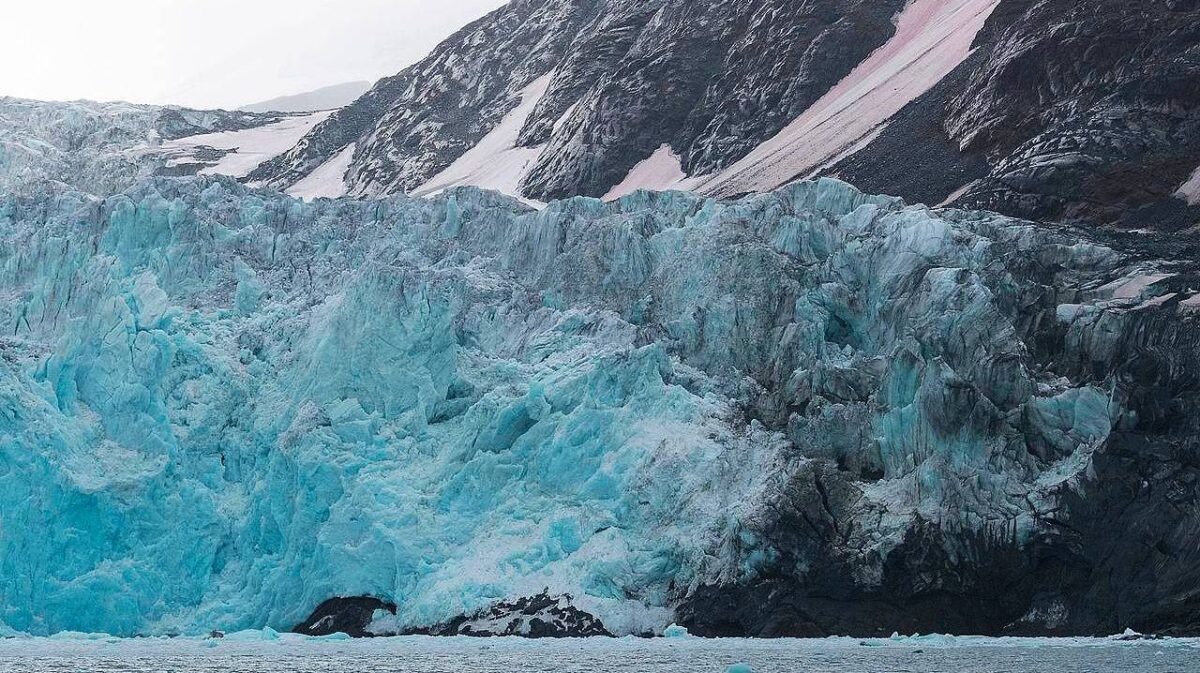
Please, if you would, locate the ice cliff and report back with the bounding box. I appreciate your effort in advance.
[0,176,1196,637]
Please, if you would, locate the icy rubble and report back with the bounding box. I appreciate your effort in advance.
[0,176,1164,636]
[0,97,288,198]
[0,98,163,197]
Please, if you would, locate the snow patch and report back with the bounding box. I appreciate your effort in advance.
[286,143,356,200]
[1176,164,1200,206]
[553,101,580,134]
[413,75,552,200]
[602,145,705,200]
[159,111,333,178]
[1132,293,1176,311]
[1097,273,1174,300]
[699,0,1002,196]
[938,179,981,207]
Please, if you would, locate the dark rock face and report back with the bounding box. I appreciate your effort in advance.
[836,0,1200,229]
[520,0,906,200]
[251,0,906,200]
[153,108,287,142]
[397,593,611,638]
[252,0,1200,230]
[248,0,596,195]
[293,597,397,637]
[298,592,610,639]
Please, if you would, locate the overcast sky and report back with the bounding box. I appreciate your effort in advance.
[0,0,506,109]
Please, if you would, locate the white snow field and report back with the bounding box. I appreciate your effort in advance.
[286,143,357,200]
[159,111,334,178]
[413,75,553,200]
[1,634,1196,673]
[602,145,704,201]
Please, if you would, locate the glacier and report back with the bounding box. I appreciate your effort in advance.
[0,97,291,199]
[0,175,1195,637]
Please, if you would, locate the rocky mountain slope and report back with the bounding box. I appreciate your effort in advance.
[1,176,1196,637]
[249,0,1200,230]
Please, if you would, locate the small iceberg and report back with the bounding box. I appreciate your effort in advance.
[663,624,690,638]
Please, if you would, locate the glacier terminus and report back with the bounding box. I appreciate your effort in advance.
[2,176,1196,639]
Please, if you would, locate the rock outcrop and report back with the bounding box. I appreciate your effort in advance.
[246,0,1200,230]
[294,597,397,637]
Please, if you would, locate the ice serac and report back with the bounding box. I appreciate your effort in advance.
[0,97,289,197]
[1,177,1198,638]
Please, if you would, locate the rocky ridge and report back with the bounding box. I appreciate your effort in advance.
[248,0,1200,230]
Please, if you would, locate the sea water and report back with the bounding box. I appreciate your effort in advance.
[1,634,1196,673]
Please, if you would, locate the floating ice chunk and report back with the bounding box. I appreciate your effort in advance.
[222,628,281,642]
[663,624,690,638]
[47,631,112,641]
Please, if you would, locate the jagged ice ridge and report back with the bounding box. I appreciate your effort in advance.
[0,176,1185,637]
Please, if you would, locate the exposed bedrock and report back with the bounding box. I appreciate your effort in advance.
[836,0,1200,229]
[245,0,1200,230]
[295,592,612,638]
[390,592,613,638]
[248,0,907,201]
[294,597,397,637]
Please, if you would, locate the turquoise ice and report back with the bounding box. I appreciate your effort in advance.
[0,177,1138,636]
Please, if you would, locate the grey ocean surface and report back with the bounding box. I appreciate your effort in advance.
[2,635,1198,673]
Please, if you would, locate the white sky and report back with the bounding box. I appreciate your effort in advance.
[0,0,507,109]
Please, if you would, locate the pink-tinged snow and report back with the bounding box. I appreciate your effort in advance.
[938,179,981,207]
[1177,164,1200,206]
[602,145,705,200]
[159,111,333,178]
[1098,273,1175,300]
[1132,293,1177,311]
[696,0,1002,197]
[412,75,551,200]
[286,143,355,200]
